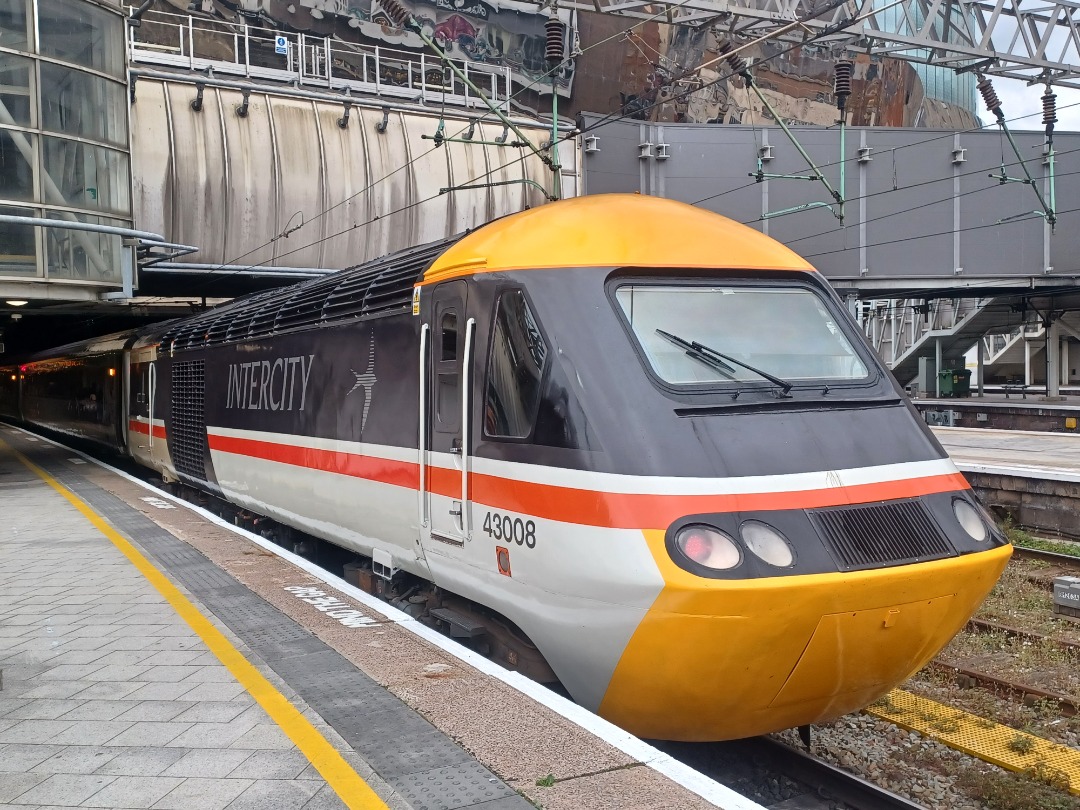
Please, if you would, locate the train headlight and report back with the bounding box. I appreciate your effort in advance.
[953,498,989,542]
[740,520,795,567]
[674,525,741,570]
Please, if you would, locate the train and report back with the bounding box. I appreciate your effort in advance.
[0,194,1011,742]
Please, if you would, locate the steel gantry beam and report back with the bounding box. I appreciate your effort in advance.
[558,0,1080,88]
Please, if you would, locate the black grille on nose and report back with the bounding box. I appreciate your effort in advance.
[808,499,955,571]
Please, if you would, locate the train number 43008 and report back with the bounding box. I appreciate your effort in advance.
[482,512,536,548]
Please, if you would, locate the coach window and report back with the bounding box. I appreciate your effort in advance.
[485,290,547,439]
[436,310,460,430]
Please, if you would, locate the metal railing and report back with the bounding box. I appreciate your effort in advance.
[126,8,512,110]
[861,298,963,367]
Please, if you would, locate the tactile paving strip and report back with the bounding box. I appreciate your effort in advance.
[38,448,530,810]
[867,688,1080,794]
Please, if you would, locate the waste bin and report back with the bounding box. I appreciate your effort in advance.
[953,368,972,397]
[937,369,971,398]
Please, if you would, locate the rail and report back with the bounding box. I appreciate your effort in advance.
[1011,545,1080,568]
[126,8,512,111]
[745,738,928,810]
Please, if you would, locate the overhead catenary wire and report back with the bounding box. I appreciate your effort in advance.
[690,99,1080,209]
[193,5,678,280]
[140,2,1077,304]
[743,143,1080,234]
[776,162,1080,246]
[142,3,853,303]
[798,203,1080,262]
[565,0,908,145]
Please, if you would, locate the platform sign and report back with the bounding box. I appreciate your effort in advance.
[274,35,288,55]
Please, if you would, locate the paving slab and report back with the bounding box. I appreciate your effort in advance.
[0,428,750,810]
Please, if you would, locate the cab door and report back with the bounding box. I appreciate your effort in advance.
[421,280,476,551]
[128,346,159,470]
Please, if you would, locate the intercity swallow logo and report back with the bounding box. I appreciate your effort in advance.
[347,341,376,433]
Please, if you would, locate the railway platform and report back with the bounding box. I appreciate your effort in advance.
[933,426,1080,539]
[913,394,1080,433]
[0,426,758,810]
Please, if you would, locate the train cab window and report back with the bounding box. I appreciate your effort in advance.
[440,312,458,361]
[436,309,461,431]
[485,290,548,439]
[615,283,869,387]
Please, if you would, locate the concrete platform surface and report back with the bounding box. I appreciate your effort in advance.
[933,426,1080,482]
[0,427,755,810]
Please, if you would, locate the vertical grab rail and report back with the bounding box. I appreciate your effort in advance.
[460,318,475,538]
[148,362,157,456]
[418,323,429,528]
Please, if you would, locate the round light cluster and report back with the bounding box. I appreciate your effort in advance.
[953,498,989,542]
[674,521,794,570]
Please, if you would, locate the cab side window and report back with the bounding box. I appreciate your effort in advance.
[484,290,547,440]
[436,309,460,431]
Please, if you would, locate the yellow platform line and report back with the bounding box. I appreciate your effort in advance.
[866,688,1080,794]
[2,438,390,810]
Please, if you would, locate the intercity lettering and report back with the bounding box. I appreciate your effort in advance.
[226,354,315,411]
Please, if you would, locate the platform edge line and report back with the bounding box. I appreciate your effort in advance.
[3,424,765,810]
[1,436,392,810]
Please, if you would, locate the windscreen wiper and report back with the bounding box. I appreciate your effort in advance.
[657,334,737,381]
[656,329,794,397]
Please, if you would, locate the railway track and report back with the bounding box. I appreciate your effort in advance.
[745,738,929,810]
[655,737,929,810]
[1011,545,1080,568]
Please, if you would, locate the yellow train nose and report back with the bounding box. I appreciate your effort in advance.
[598,535,1011,741]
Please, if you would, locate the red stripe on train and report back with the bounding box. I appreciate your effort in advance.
[129,419,167,439]
[206,432,969,529]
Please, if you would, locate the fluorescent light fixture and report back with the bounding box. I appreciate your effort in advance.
[5,300,28,306]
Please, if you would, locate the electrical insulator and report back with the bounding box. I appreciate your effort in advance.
[380,0,411,30]
[545,17,565,65]
[977,78,1001,115]
[718,41,748,77]
[834,60,853,112]
[1043,89,1058,128]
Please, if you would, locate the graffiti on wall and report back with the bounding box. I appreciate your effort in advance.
[234,0,574,95]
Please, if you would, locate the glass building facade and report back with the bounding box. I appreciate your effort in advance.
[0,0,131,285]
[873,0,980,119]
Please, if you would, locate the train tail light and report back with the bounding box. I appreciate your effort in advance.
[675,525,741,570]
[740,520,795,567]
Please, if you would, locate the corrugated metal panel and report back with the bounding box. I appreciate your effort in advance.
[130,78,565,273]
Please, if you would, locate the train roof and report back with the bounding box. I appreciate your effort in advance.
[18,326,165,365]
[160,236,457,352]
[422,193,816,284]
[158,195,815,353]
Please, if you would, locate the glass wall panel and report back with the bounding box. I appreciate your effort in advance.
[0,0,29,53]
[38,0,123,78]
[40,64,126,146]
[41,134,130,215]
[44,212,121,282]
[0,52,33,127]
[0,204,39,276]
[0,126,35,200]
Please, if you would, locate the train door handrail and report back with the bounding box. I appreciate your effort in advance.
[461,318,475,539]
[418,323,429,528]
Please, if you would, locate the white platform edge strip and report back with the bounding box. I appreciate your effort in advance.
[953,461,1080,483]
[6,425,763,810]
